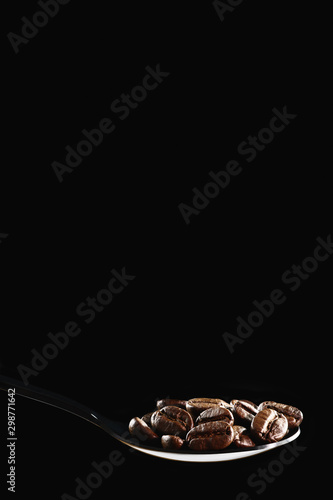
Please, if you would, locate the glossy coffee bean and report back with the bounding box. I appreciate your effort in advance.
[232,425,256,449]
[233,400,258,425]
[231,399,255,407]
[258,401,303,429]
[151,406,193,438]
[161,435,184,450]
[196,406,234,426]
[220,400,234,410]
[251,409,288,443]
[128,417,159,443]
[156,399,187,410]
[129,396,303,453]
[186,421,234,451]
[141,412,153,426]
[186,398,224,420]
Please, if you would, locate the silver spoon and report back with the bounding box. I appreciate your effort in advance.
[0,374,127,442]
[0,375,301,463]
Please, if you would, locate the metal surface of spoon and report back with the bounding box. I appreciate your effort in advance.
[0,374,124,441]
[0,374,302,463]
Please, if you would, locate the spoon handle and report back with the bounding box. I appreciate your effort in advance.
[0,374,117,438]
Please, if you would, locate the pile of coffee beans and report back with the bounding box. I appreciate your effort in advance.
[128,397,303,451]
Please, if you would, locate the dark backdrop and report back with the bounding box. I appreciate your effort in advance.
[1,1,330,499]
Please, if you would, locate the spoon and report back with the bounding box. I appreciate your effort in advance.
[0,374,301,462]
[0,374,125,441]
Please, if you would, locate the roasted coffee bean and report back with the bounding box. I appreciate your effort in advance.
[196,406,234,426]
[156,399,187,410]
[232,425,256,449]
[161,435,184,450]
[233,400,258,425]
[186,398,224,420]
[151,406,193,438]
[128,417,159,443]
[231,399,255,407]
[220,401,234,410]
[258,401,303,429]
[251,409,288,443]
[129,396,303,452]
[186,421,234,451]
[141,412,154,426]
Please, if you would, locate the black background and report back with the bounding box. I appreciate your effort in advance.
[1,1,330,498]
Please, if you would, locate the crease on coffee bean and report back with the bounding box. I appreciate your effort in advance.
[261,418,274,438]
[159,410,188,429]
[188,432,231,440]
[260,412,284,439]
[235,402,258,416]
[263,403,301,420]
[198,417,232,425]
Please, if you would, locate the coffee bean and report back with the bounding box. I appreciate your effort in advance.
[232,425,256,449]
[231,399,255,407]
[233,400,258,425]
[156,399,188,410]
[220,400,234,410]
[186,398,224,420]
[251,409,288,443]
[258,401,303,429]
[141,412,154,426]
[196,406,234,426]
[186,421,234,451]
[151,406,193,438]
[128,417,159,443]
[161,435,184,450]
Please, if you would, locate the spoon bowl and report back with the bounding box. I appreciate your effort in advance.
[0,375,301,463]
